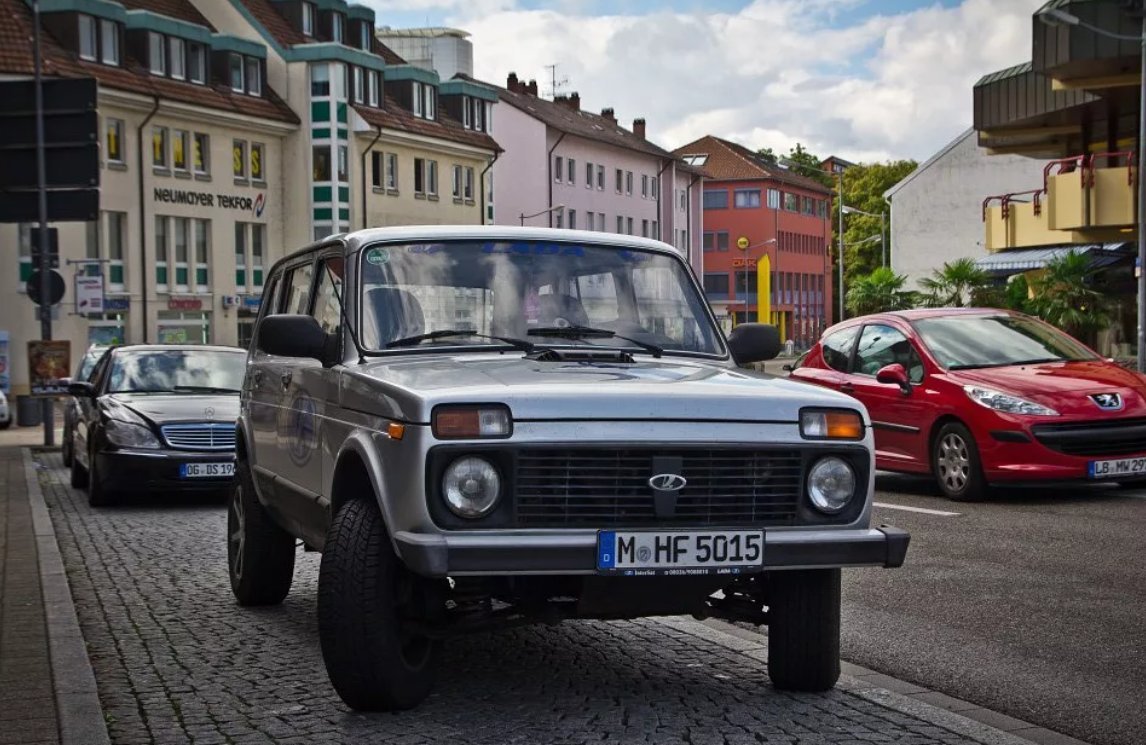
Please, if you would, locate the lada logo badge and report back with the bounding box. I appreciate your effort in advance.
[648,473,687,491]
[1090,393,1123,411]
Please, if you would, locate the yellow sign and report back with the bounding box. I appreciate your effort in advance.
[757,254,771,325]
[737,236,750,250]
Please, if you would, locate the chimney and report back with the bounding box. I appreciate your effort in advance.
[554,92,581,111]
[507,72,519,92]
[527,79,538,96]
[633,118,646,139]
[601,107,616,123]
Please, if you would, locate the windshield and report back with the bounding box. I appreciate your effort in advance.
[108,350,247,394]
[78,348,108,381]
[356,240,724,356]
[913,314,1097,370]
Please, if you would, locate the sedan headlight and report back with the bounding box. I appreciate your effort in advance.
[964,386,1059,416]
[442,456,502,518]
[807,456,856,514]
[105,420,162,449]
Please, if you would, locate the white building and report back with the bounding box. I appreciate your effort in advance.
[884,128,1049,288]
[375,27,473,80]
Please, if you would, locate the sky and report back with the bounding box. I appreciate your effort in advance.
[360,0,1045,163]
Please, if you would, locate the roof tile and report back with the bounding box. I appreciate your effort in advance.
[673,135,833,193]
[354,97,499,152]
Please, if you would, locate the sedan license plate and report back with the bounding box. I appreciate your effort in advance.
[597,530,764,576]
[179,462,235,479]
[1088,457,1146,479]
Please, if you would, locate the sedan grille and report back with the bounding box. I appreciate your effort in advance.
[160,423,236,451]
[1032,418,1146,457]
[513,448,803,527]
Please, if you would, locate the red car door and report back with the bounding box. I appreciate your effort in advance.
[791,325,861,391]
[844,323,933,473]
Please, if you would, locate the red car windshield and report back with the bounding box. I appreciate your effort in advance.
[912,314,1097,370]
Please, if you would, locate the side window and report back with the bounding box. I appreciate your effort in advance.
[822,327,859,373]
[89,353,112,391]
[855,324,924,383]
[311,256,345,334]
[283,261,315,315]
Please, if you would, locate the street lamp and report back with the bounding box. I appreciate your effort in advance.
[778,158,845,322]
[1038,4,1146,371]
[520,204,566,226]
[841,205,888,268]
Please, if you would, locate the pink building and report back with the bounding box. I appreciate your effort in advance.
[490,74,705,275]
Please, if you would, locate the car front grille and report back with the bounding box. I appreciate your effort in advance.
[513,448,803,527]
[160,423,236,451]
[1032,418,1146,457]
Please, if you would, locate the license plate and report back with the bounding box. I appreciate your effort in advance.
[179,462,235,479]
[596,530,764,576]
[1088,457,1146,479]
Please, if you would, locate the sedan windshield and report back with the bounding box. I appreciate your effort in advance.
[357,240,724,356]
[913,314,1097,370]
[108,350,247,394]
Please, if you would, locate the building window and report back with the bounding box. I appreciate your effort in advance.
[597,213,605,231]
[250,142,265,182]
[703,190,728,210]
[230,55,244,93]
[703,273,728,295]
[386,153,398,190]
[568,209,577,230]
[188,43,205,84]
[100,19,119,65]
[452,164,462,200]
[679,189,686,211]
[194,219,209,291]
[173,130,189,172]
[169,38,185,80]
[371,152,383,188]
[154,216,168,289]
[359,21,371,50]
[302,2,315,36]
[554,156,563,183]
[702,232,713,252]
[251,224,265,287]
[152,126,168,169]
[367,71,380,107]
[597,164,605,190]
[767,188,780,209]
[331,12,344,43]
[173,217,189,290]
[105,118,124,164]
[246,58,262,96]
[311,63,330,96]
[568,158,576,186]
[625,171,632,195]
[627,217,634,235]
[426,159,438,196]
[705,231,729,251]
[234,222,246,288]
[554,210,563,229]
[616,215,624,233]
[464,167,474,201]
[352,66,364,103]
[149,32,165,75]
[412,82,423,116]
[78,15,97,61]
[474,100,483,131]
[414,157,425,194]
[784,192,798,211]
[652,220,659,239]
[338,145,348,183]
[802,196,815,215]
[233,140,247,179]
[641,175,649,198]
[641,219,649,238]
[234,223,266,290]
[193,133,209,175]
[652,179,659,199]
[734,189,761,208]
[106,211,126,289]
[424,85,435,119]
[585,162,593,189]
[463,97,472,128]
[615,168,623,193]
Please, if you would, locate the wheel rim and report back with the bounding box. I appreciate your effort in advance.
[229,486,246,580]
[937,432,971,493]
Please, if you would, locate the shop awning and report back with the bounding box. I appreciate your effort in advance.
[973,243,1132,277]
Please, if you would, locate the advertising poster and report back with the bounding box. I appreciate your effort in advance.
[27,340,71,395]
[75,274,106,314]
[0,330,9,394]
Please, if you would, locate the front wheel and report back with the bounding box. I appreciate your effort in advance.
[767,569,841,692]
[318,499,438,711]
[87,444,114,507]
[62,426,73,467]
[932,422,986,502]
[228,459,295,606]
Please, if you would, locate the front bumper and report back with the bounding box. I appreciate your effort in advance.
[95,449,235,492]
[978,423,1146,483]
[393,525,910,578]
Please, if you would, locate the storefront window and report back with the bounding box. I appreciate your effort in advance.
[88,316,127,346]
[234,222,247,288]
[157,311,210,344]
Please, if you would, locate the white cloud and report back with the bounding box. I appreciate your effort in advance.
[365,0,1045,162]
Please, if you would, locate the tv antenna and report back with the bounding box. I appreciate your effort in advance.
[544,64,569,99]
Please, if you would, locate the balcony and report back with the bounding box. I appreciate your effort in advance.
[1045,153,1136,231]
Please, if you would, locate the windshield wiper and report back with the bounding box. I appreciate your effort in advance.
[385,329,537,353]
[949,357,1065,371]
[173,385,241,394]
[112,388,175,394]
[526,325,663,358]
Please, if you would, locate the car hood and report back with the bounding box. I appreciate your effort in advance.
[106,393,240,426]
[343,353,863,423]
[950,360,1146,416]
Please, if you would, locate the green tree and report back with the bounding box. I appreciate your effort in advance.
[845,267,917,316]
[756,146,778,164]
[918,258,991,307]
[1029,251,1109,344]
[783,143,833,187]
[836,160,917,293]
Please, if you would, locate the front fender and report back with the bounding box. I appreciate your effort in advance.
[330,429,410,557]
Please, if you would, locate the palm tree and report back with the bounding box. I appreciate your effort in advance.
[1029,251,1109,344]
[845,267,917,316]
[918,258,991,307]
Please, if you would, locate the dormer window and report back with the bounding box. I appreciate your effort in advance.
[100,19,119,64]
[424,84,435,120]
[413,82,423,117]
[331,13,344,43]
[79,15,96,60]
[367,71,379,107]
[188,43,206,84]
[359,22,371,50]
[246,58,262,96]
[78,14,119,66]
[474,100,483,131]
[169,38,185,80]
[301,2,315,37]
[230,55,243,92]
[149,32,166,75]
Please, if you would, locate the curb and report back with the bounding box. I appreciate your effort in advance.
[23,447,112,745]
[652,617,1091,745]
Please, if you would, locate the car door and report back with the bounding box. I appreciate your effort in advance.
[74,351,112,469]
[845,323,932,471]
[791,325,861,391]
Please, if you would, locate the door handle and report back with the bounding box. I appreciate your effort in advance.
[252,369,264,386]
[839,382,854,394]
[280,371,293,389]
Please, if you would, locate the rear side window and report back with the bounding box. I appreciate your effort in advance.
[311,257,345,334]
[822,327,859,373]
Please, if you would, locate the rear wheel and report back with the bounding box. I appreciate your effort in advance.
[767,569,841,692]
[932,422,986,502]
[318,498,438,711]
[228,458,295,605]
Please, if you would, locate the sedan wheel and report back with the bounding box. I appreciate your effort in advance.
[932,422,985,502]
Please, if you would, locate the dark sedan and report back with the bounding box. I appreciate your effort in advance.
[68,344,246,506]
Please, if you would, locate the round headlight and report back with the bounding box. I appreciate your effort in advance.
[807,457,856,514]
[442,457,502,518]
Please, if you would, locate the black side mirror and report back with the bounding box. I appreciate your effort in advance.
[67,381,96,398]
[257,315,337,365]
[876,363,912,395]
[727,323,782,365]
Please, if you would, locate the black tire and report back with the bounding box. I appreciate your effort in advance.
[61,426,73,467]
[932,421,986,502]
[0,418,11,431]
[767,568,841,692]
[70,443,89,488]
[87,443,114,507]
[228,459,295,605]
[318,499,438,711]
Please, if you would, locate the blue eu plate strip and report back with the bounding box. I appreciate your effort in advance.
[597,531,616,569]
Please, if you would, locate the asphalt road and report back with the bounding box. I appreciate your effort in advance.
[838,474,1146,745]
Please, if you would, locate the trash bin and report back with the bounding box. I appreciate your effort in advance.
[16,395,43,427]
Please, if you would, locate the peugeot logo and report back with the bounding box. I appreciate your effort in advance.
[648,473,687,491]
[1090,393,1123,411]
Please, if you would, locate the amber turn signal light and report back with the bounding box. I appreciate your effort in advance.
[800,409,864,440]
[431,406,512,439]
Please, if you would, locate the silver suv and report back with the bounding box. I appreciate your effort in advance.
[228,226,909,711]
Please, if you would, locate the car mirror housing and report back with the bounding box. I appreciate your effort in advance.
[67,381,95,398]
[257,314,336,365]
[727,323,782,365]
[876,363,912,394]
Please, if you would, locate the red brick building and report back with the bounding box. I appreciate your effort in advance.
[675,136,834,347]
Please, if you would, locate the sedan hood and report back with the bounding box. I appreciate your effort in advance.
[951,360,1146,417]
[344,353,862,423]
[108,393,240,426]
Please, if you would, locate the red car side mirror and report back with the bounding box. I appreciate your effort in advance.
[876,363,912,395]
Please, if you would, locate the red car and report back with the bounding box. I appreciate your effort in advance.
[790,308,1146,501]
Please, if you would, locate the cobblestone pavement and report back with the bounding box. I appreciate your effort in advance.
[36,451,1015,745]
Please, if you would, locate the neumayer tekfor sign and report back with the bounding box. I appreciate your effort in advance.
[154,188,266,217]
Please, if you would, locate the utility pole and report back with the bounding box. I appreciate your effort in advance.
[33,0,55,446]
